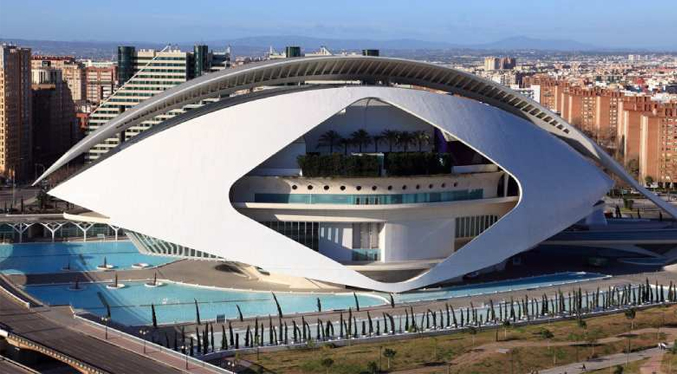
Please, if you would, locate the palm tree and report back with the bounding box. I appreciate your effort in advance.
[317,130,343,154]
[412,130,431,152]
[396,131,416,152]
[381,130,399,152]
[372,135,383,153]
[350,129,372,153]
[339,138,352,156]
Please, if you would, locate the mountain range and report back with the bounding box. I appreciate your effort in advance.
[1,35,675,59]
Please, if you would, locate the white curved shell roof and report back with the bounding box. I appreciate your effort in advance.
[39,56,675,219]
[49,86,613,292]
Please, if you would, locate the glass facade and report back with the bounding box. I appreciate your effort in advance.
[128,232,220,259]
[351,248,380,261]
[260,221,319,251]
[254,189,483,205]
[455,215,499,238]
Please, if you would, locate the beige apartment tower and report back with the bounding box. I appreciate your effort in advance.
[0,44,32,180]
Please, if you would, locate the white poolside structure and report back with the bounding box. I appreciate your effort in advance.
[36,56,676,293]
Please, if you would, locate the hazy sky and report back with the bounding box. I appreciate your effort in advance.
[1,0,675,48]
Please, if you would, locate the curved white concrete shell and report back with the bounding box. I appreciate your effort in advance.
[49,86,612,292]
[35,56,674,219]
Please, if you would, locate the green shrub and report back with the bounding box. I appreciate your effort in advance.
[384,152,452,176]
[297,154,379,177]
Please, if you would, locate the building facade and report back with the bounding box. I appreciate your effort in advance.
[0,44,32,181]
[85,65,117,104]
[31,67,78,168]
[31,56,85,103]
[86,45,230,162]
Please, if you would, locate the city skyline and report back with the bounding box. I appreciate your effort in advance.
[1,0,677,50]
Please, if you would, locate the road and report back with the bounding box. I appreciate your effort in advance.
[0,277,229,373]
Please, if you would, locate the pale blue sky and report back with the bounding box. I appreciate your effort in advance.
[1,0,675,48]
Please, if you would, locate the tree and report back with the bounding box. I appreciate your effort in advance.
[317,130,343,154]
[645,175,655,187]
[412,130,431,152]
[194,299,201,325]
[586,327,603,357]
[320,357,334,374]
[151,303,158,329]
[625,308,636,331]
[396,131,416,152]
[381,130,399,152]
[540,328,554,350]
[339,138,352,156]
[468,326,478,348]
[367,361,379,374]
[502,320,511,340]
[372,135,383,153]
[613,365,624,374]
[350,129,372,153]
[383,348,397,370]
[626,158,640,180]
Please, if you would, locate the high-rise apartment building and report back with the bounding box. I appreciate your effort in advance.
[559,87,623,141]
[639,107,677,185]
[0,44,32,181]
[31,56,86,103]
[85,65,117,104]
[31,66,78,167]
[484,57,500,71]
[86,45,230,162]
[484,56,516,71]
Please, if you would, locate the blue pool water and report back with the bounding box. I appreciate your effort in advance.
[0,241,175,275]
[25,281,386,326]
[393,272,609,303]
[23,271,607,326]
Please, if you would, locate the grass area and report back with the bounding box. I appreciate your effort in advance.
[663,350,677,373]
[587,358,649,374]
[241,305,677,374]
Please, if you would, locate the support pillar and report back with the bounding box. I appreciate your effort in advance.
[107,225,120,241]
[9,223,34,243]
[72,222,94,242]
[503,172,509,197]
[39,222,66,242]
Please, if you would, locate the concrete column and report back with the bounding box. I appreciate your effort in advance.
[39,222,66,242]
[72,222,94,242]
[107,225,120,241]
[9,223,34,243]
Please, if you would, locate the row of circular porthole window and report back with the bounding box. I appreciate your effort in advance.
[290,182,460,192]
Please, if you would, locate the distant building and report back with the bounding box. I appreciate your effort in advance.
[85,65,117,104]
[639,106,677,185]
[499,57,516,70]
[86,45,230,162]
[31,66,78,167]
[484,57,500,71]
[510,84,540,103]
[31,55,85,102]
[484,56,516,71]
[305,46,333,57]
[285,46,302,58]
[0,44,32,180]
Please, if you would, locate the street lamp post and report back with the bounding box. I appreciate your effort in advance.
[181,345,188,369]
[102,316,110,339]
[139,328,148,353]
